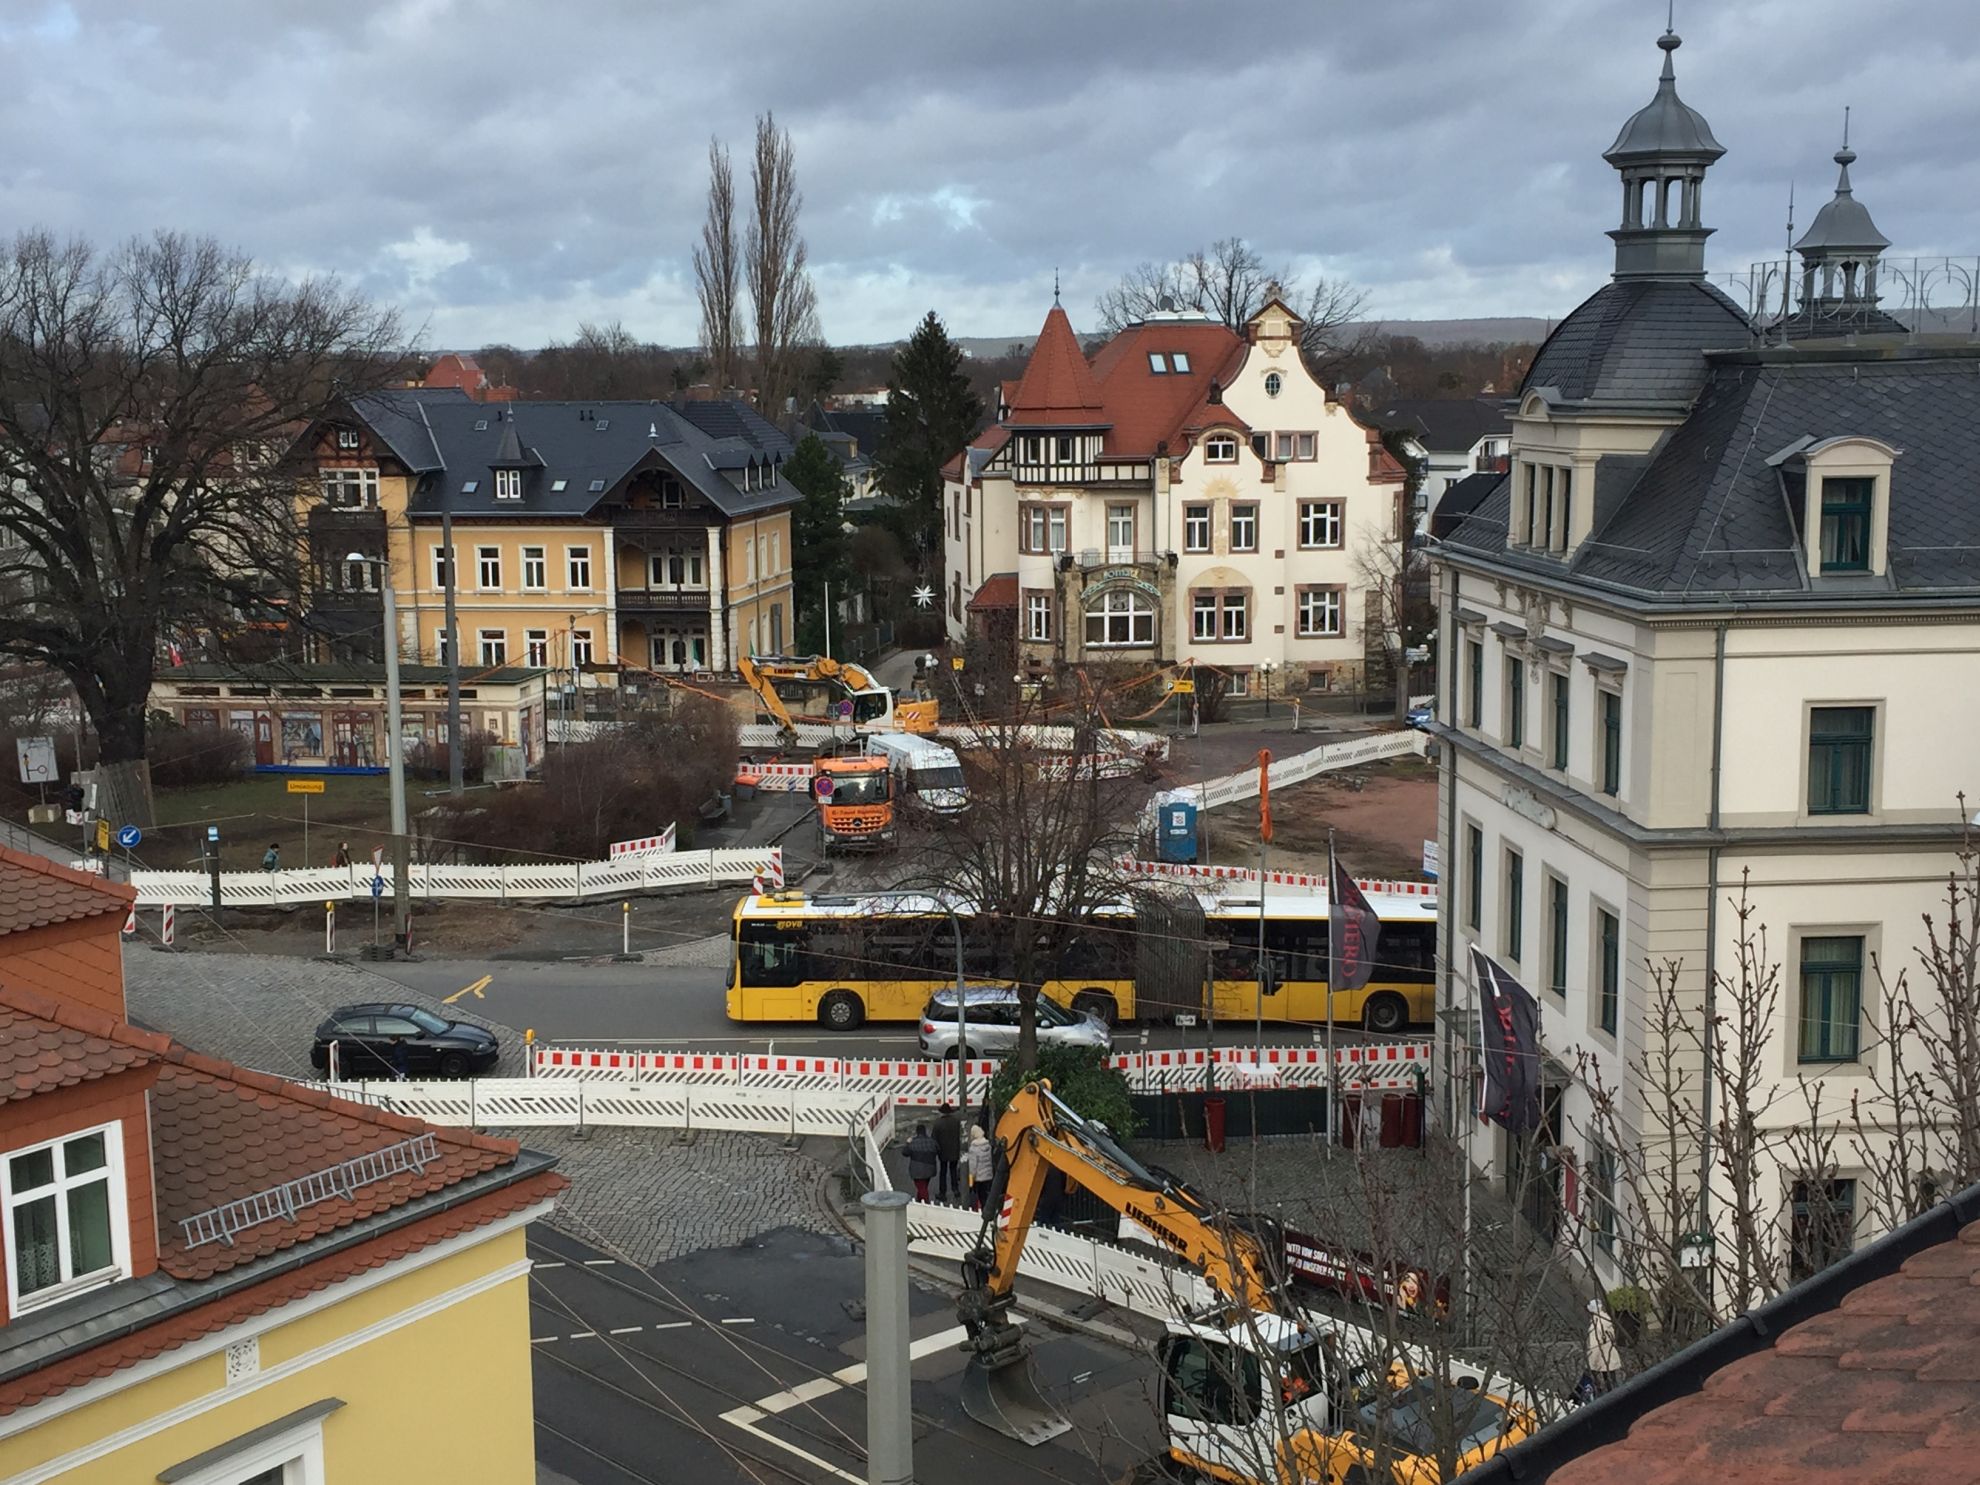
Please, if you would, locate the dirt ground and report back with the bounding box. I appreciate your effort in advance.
[1201,754,1437,881]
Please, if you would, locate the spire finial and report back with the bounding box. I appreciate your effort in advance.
[1842,104,1851,149]
[1834,108,1857,190]
[1786,179,1796,251]
[1052,267,1061,306]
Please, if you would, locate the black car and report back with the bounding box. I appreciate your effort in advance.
[309,1002,499,1080]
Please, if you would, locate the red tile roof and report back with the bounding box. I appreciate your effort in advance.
[966,573,1020,612]
[0,1000,160,1102]
[0,844,135,938]
[1004,306,1106,426]
[1545,1212,1980,1485]
[0,1170,563,1416]
[1086,320,1249,456]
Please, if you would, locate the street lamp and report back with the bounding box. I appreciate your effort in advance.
[349,552,411,945]
[1260,661,1276,719]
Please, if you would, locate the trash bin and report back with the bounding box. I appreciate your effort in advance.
[1203,1095,1227,1153]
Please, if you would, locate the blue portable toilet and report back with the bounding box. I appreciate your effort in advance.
[1157,799,1199,864]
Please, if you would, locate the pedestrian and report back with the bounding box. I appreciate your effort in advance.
[261,842,281,872]
[903,1123,940,1203]
[966,1123,994,1212]
[332,841,352,868]
[1585,1298,1621,1396]
[932,1103,963,1203]
[389,1038,410,1083]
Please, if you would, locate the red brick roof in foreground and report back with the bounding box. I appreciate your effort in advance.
[1551,1214,1980,1485]
[0,1171,562,1416]
[0,845,135,938]
[966,573,1019,612]
[0,1000,159,1103]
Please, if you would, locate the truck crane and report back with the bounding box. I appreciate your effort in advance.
[737,653,938,744]
[955,1079,1535,1484]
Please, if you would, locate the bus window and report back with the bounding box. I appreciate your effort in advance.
[1384,921,1437,981]
[1265,921,1328,983]
[738,923,807,987]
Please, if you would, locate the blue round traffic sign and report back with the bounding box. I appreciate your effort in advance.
[370,875,386,898]
[116,825,141,848]
[813,775,835,799]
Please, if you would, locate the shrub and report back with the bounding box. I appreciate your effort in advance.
[988,1043,1137,1138]
[145,723,248,790]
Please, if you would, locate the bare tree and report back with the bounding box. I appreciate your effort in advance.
[744,111,820,417]
[0,230,405,825]
[691,137,742,394]
[1094,237,1372,385]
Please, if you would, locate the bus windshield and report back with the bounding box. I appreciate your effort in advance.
[823,771,891,805]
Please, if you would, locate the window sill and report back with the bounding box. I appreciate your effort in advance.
[11,1264,123,1316]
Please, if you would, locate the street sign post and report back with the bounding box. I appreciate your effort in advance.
[371,873,385,946]
[14,736,56,787]
[287,778,324,863]
[116,825,140,848]
[813,775,836,799]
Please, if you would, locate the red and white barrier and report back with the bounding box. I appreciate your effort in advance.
[751,846,786,896]
[609,824,678,858]
[161,903,175,947]
[1117,857,1438,900]
[123,907,137,936]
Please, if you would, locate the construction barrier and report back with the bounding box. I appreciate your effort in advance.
[1118,857,1438,900]
[609,825,677,858]
[127,846,782,909]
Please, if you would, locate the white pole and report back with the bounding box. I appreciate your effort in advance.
[1327,831,1338,1154]
[373,557,411,944]
[861,1190,914,1485]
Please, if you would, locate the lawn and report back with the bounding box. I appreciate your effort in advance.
[144,772,400,872]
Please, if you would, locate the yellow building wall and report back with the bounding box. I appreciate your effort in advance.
[1,1227,535,1484]
[726,509,796,656]
[403,525,604,670]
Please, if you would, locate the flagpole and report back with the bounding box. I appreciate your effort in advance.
[1255,750,1270,1067]
[1326,828,1338,1157]
[1463,946,1478,1347]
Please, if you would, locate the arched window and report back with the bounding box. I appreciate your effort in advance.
[1084,590,1155,648]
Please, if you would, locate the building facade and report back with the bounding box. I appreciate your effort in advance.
[296,393,797,694]
[0,845,562,1482]
[1430,27,1980,1286]
[943,300,1406,696]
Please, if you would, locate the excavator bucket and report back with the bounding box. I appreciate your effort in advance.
[961,1355,1071,1445]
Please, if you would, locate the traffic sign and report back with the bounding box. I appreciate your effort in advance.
[95,819,110,852]
[1170,679,1195,695]
[286,778,325,795]
[116,825,141,849]
[14,736,55,784]
[370,875,386,898]
[834,701,854,720]
[813,775,836,799]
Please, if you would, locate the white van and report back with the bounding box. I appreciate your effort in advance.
[868,732,968,813]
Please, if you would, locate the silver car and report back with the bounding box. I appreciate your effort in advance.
[917,986,1111,1059]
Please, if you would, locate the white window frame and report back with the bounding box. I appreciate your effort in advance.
[1204,435,1238,464]
[571,628,594,668]
[1295,432,1316,461]
[3,1121,128,1315]
[1299,500,1343,550]
[521,546,546,591]
[173,1411,330,1485]
[335,428,361,451]
[1191,592,1218,642]
[476,546,501,591]
[524,629,549,667]
[1047,509,1069,554]
[566,545,592,591]
[1230,503,1258,553]
[1221,591,1248,641]
[1275,432,1296,462]
[493,468,521,501]
[1183,505,1211,553]
[431,545,454,593]
[1025,593,1053,642]
[1083,590,1154,648]
[477,629,507,667]
[319,469,378,509]
[1297,586,1343,637]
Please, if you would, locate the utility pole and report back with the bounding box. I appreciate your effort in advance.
[441,505,463,795]
[362,552,413,944]
[861,1190,914,1485]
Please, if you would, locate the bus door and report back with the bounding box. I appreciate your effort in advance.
[734,919,810,1020]
[1266,920,1330,1023]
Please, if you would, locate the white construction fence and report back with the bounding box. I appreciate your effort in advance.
[1154,727,1426,817]
[1118,857,1439,901]
[126,846,783,908]
[528,1041,1434,1098]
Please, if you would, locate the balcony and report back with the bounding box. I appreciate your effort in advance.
[1068,548,1174,573]
[1013,459,1152,488]
[616,585,712,613]
[307,503,385,532]
[608,509,711,537]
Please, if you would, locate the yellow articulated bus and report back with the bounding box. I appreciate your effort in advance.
[726,889,1438,1035]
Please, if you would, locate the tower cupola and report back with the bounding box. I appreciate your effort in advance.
[1603,27,1725,281]
[1793,119,1892,317]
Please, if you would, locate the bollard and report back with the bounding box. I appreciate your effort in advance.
[324,900,336,955]
[161,903,176,947]
[623,900,630,955]
[524,1028,535,1078]
[862,1190,914,1485]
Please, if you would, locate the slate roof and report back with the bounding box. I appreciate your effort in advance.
[0,844,135,938]
[1371,397,1511,454]
[1429,469,1505,539]
[1443,345,1980,602]
[1522,279,1752,412]
[344,392,798,521]
[1469,1183,1980,1485]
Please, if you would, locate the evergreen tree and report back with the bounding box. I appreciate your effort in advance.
[874,311,984,559]
[783,434,851,654]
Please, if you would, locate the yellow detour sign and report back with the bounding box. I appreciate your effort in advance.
[1170,678,1195,695]
[95,818,110,851]
[951,656,965,671]
[286,778,326,794]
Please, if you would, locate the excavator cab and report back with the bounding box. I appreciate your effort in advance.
[1158,1313,1338,1482]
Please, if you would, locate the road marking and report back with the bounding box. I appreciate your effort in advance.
[567,1330,597,1340]
[650,1321,691,1331]
[609,1326,643,1335]
[717,1325,975,1485]
[443,973,492,1004]
[533,1261,566,1270]
[719,1316,754,1326]
[582,1258,617,1266]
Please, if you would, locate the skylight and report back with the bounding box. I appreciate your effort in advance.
[1172,352,1191,373]
[588,478,606,492]
[595,419,611,432]
[461,479,479,493]
[1148,353,1168,373]
[474,419,488,431]
[551,479,568,492]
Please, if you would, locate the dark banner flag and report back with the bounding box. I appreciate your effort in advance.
[1328,851,1381,993]
[1470,945,1542,1134]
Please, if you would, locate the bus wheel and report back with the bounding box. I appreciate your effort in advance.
[1362,993,1408,1035]
[1072,990,1118,1027]
[819,991,865,1031]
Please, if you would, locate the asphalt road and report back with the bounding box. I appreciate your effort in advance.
[529,1223,1161,1484]
[363,955,1375,1059]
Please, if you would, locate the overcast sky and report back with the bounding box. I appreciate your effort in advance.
[5,0,1975,350]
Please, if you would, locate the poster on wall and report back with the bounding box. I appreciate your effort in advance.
[280,713,324,761]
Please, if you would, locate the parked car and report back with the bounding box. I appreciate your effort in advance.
[1406,700,1435,730]
[917,986,1111,1060]
[309,1002,500,1079]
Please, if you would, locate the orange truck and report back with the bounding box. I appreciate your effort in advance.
[813,754,895,851]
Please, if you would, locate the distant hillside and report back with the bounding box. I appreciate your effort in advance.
[936,318,1556,357]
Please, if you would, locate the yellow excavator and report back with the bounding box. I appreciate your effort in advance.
[956,1080,1535,1483]
[736,653,938,745]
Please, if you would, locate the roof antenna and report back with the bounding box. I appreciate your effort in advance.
[1842,103,1851,149]
[1785,179,1795,250]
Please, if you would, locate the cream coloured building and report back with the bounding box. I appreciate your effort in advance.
[1430,27,1980,1288]
[942,300,1406,696]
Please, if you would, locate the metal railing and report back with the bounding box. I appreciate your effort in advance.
[178,1133,438,1249]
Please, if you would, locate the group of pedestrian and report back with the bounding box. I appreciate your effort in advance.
[901,1103,995,1209]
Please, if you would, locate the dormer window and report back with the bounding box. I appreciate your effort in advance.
[660,482,684,510]
[1205,435,1238,463]
[1149,354,1169,374]
[494,469,522,501]
[1172,352,1191,374]
[336,428,360,451]
[5,1123,127,1312]
[1819,478,1871,572]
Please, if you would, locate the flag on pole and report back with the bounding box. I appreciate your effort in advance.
[1327,848,1381,993]
[1257,749,1273,844]
[1470,945,1541,1133]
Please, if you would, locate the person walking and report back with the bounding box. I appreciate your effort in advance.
[261,842,281,872]
[903,1123,940,1202]
[1585,1298,1622,1396]
[966,1123,994,1212]
[932,1103,963,1203]
[332,841,353,868]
